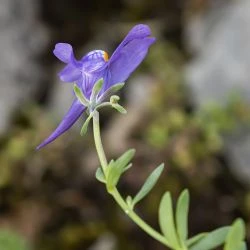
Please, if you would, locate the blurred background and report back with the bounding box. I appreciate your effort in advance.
[0,0,250,249]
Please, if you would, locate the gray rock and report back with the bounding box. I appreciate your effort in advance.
[185,0,250,107]
[0,0,47,134]
[185,0,250,186]
[88,233,116,250]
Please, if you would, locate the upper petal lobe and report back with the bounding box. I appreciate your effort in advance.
[111,24,152,61]
[106,37,155,89]
[53,43,74,64]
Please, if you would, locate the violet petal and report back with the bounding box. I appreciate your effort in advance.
[58,63,82,82]
[106,37,155,89]
[110,24,152,62]
[53,43,74,63]
[36,100,85,150]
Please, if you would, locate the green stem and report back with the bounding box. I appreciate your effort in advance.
[93,111,108,173]
[92,110,171,248]
[110,188,171,247]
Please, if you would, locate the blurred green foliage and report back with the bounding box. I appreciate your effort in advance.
[0,230,29,250]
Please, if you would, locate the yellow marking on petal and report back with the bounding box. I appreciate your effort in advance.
[103,51,109,61]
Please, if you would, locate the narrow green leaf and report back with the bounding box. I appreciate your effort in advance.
[106,166,121,192]
[95,167,106,183]
[106,149,135,191]
[187,233,207,247]
[115,149,136,170]
[236,242,247,250]
[122,163,133,173]
[225,219,245,250]
[176,189,189,243]
[90,78,104,101]
[73,84,89,106]
[106,159,123,191]
[112,103,127,114]
[80,113,93,136]
[190,227,229,250]
[99,82,125,101]
[132,164,164,207]
[106,159,115,178]
[159,192,181,249]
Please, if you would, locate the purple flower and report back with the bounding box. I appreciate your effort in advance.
[37,24,155,150]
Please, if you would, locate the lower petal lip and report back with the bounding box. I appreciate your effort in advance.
[36,100,86,150]
[58,64,82,82]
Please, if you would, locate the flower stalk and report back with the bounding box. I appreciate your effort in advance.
[92,110,171,248]
[93,111,108,173]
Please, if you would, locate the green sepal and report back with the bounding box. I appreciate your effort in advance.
[176,189,189,244]
[106,149,135,192]
[190,227,229,250]
[110,95,120,104]
[108,82,125,92]
[100,82,125,102]
[131,163,164,208]
[95,167,106,183]
[73,84,89,106]
[90,78,104,102]
[112,103,127,114]
[80,113,93,136]
[224,219,246,250]
[159,192,181,249]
